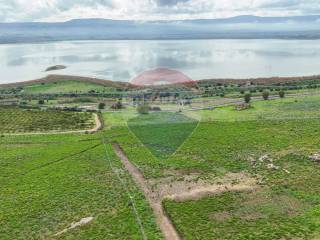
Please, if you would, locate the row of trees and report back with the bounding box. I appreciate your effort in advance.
[245,90,285,103]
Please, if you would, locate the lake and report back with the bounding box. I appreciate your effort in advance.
[0,39,320,84]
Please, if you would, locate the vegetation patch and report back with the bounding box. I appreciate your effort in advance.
[0,133,162,239]
[0,106,95,133]
[22,80,111,94]
[128,112,198,160]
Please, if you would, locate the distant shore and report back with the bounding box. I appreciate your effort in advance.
[1,74,320,89]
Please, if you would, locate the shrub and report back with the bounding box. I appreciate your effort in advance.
[38,99,45,105]
[98,102,106,110]
[235,103,251,111]
[73,98,95,103]
[150,106,161,111]
[262,90,270,100]
[244,93,251,103]
[137,104,150,114]
[279,90,285,98]
[111,101,123,110]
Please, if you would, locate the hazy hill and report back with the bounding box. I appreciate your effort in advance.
[0,15,320,43]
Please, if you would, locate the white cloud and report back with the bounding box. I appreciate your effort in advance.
[0,0,319,22]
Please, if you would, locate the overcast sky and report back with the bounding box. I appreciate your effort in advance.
[0,0,319,22]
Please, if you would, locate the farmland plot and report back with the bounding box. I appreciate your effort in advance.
[0,133,162,239]
[105,96,320,239]
[0,107,95,134]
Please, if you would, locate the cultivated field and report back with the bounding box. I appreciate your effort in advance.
[0,107,95,134]
[105,95,320,239]
[0,133,161,239]
[1,83,320,239]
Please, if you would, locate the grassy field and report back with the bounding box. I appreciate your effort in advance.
[21,81,112,94]
[2,92,320,239]
[163,120,320,239]
[128,112,198,160]
[0,107,95,134]
[103,94,320,239]
[0,133,162,239]
[186,94,320,121]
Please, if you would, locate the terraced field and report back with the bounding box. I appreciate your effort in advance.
[0,107,95,134]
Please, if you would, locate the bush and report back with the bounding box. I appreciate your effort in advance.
[38,99,45,105]
[111,101,123,110]
[244,93,251,103]
[279,90,285,98]
[137,104,150,114]
[262,90,270,100]
[98,102,106,110]
[150,106,161,111]
[235,103,251,111]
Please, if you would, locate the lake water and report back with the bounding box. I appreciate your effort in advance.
[1,39,320,84]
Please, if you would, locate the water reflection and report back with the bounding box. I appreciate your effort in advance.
[0,39,320,83]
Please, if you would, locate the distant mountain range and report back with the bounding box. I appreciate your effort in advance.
[1,15,320,43]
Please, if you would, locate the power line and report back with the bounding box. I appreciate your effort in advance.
[101,136,147,240]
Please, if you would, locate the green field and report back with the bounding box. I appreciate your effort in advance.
[0,133,161,239]
[22,81,111,94]
[2,92,320,239]
[105,95,320,239]
[163,120,320,239]
[128,112,198,159]
[0,107,95,134]
[186,94,320,122]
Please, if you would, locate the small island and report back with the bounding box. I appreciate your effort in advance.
[45,65,67,72]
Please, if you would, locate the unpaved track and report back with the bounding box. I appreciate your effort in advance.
[113,143,258,240]
[112,143,181,240]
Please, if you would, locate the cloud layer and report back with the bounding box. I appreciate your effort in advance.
[0,0,319,22]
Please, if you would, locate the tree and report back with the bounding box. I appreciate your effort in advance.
[279,90,285,98]
[98,102,106,110]
[244,93,251,103]
[262,90,270,100]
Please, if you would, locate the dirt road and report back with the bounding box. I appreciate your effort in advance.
[113,143,181,240]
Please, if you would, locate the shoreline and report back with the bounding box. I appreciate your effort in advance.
[1,74,320,89]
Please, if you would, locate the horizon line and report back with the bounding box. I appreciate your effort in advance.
[2,14,320,24]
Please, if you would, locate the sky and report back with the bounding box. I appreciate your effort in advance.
[0,0,319,22]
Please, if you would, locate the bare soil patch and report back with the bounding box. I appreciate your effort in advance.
[53,217,94,237]
[149,172,257,202]
[113,143,258,240]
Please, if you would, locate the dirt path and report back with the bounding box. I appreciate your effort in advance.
[113,143,258,240]
[2,113,102,136]
[112,143,181,240]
